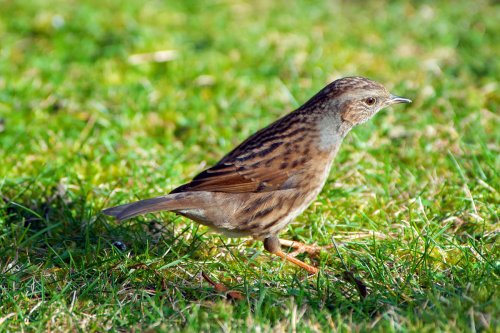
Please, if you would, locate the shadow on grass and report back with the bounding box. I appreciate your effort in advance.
[1,184,482,327]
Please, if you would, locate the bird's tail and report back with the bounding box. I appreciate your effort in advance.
[102,193,194,222]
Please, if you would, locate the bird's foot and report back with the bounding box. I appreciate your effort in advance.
[279,239,334,257]
[263,236,320,274]
[201,272,244,301]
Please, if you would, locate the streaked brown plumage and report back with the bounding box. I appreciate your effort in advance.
[103,76,411,274]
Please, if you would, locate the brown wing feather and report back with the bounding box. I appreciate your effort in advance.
[171,112,313,194]
[171,164,259,193]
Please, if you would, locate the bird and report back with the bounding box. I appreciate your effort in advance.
[103,76,411,274]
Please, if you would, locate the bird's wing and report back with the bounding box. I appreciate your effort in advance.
[171,114,312,193]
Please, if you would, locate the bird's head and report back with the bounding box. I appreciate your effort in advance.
[328,76,411,126]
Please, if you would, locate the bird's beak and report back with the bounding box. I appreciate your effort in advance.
[389,94,412,104]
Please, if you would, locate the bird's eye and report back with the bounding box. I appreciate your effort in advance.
[365,97,376,106]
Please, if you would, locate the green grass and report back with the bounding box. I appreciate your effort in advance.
[1,0,498,331]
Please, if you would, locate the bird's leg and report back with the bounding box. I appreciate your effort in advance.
[263,236,319,274]
[278,239,334,257]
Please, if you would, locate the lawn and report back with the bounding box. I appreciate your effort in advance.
[0,0,498,331]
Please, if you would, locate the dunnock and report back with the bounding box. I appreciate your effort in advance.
[103,76,411,274]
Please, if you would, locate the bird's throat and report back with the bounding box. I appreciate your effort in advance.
[316,114,350,152]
